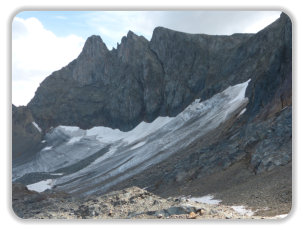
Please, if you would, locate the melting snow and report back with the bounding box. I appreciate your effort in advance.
[227,79,251,105]
[92,145,118,165]
[55,117,173,147]
[67,136,83,144]
[42,146,53,151]
[274,214,288,219]
[130,141,146,150]
[86,116,173,144]
[60,126,80,133]
[27,179,54,192]
[14,80,251,195]
[231,205,254,216]
[237,108,247,117]
[50,173,64,176]
[32,121,42,132]
[189,195,222,205]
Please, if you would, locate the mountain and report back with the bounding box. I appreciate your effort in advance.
[12,105,44,166]
[12,13,292,218]
[27,13,291,133]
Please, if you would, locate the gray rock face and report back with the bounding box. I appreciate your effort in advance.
[249,107,292,173]
[27,13,291,132]
[149,27,252,115]
[28,31,165,131]
[72,35,109,85]
[12,105,44,166]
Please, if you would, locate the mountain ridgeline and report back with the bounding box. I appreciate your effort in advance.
[27,13,291,132]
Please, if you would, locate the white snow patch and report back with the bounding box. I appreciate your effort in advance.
[189,195,222,205]
[86,116,173,144]
[50,173,64,176]
[42,146,53,151]
[237,108,247,117]
[59,126,80,132]
[227,79,251,105]
[92,145,119,165]
[32,121,42,132]
[86,126,125,143]
[67,136,83,144]
[56,116,173,147]
[130,141,146,150]
[274,214,288,219]
[124,116,173,143]
[41,140,46,143]
[27,179,54,192]
[231,205,254,216]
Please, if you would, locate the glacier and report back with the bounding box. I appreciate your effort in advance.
[13,80,250,195]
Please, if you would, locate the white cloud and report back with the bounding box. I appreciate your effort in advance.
[12,17,85,106]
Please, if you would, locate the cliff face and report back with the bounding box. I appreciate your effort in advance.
[27,13,291,132]
[12,105,43,165]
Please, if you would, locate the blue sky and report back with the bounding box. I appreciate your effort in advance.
[13,11,281,106]
[16,11,96,39]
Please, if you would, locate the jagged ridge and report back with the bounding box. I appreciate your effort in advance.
[26,14,290,132]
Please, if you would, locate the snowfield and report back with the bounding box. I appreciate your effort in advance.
[13,80,250,196]
[27,179,54,193]
[189,195,222,205]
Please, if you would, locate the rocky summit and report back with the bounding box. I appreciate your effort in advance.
[12,13,292,219]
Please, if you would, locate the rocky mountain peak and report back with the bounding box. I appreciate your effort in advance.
[280,12,292,23]
[126,30,136,38]
[119,30,144,45]
[117,30,149,63]
[150,26,175,44]
[152,26,173,34]
[80,35,108,59]
[68,35,110,85]
[27,13,291,132]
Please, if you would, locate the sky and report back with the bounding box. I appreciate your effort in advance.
[12,11,281,106]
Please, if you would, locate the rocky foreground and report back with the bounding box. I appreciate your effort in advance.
[12,184,287,220]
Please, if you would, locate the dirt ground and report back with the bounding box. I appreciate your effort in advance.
[155,160,292,217]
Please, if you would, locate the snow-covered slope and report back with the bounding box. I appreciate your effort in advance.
[13,80,250,195]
